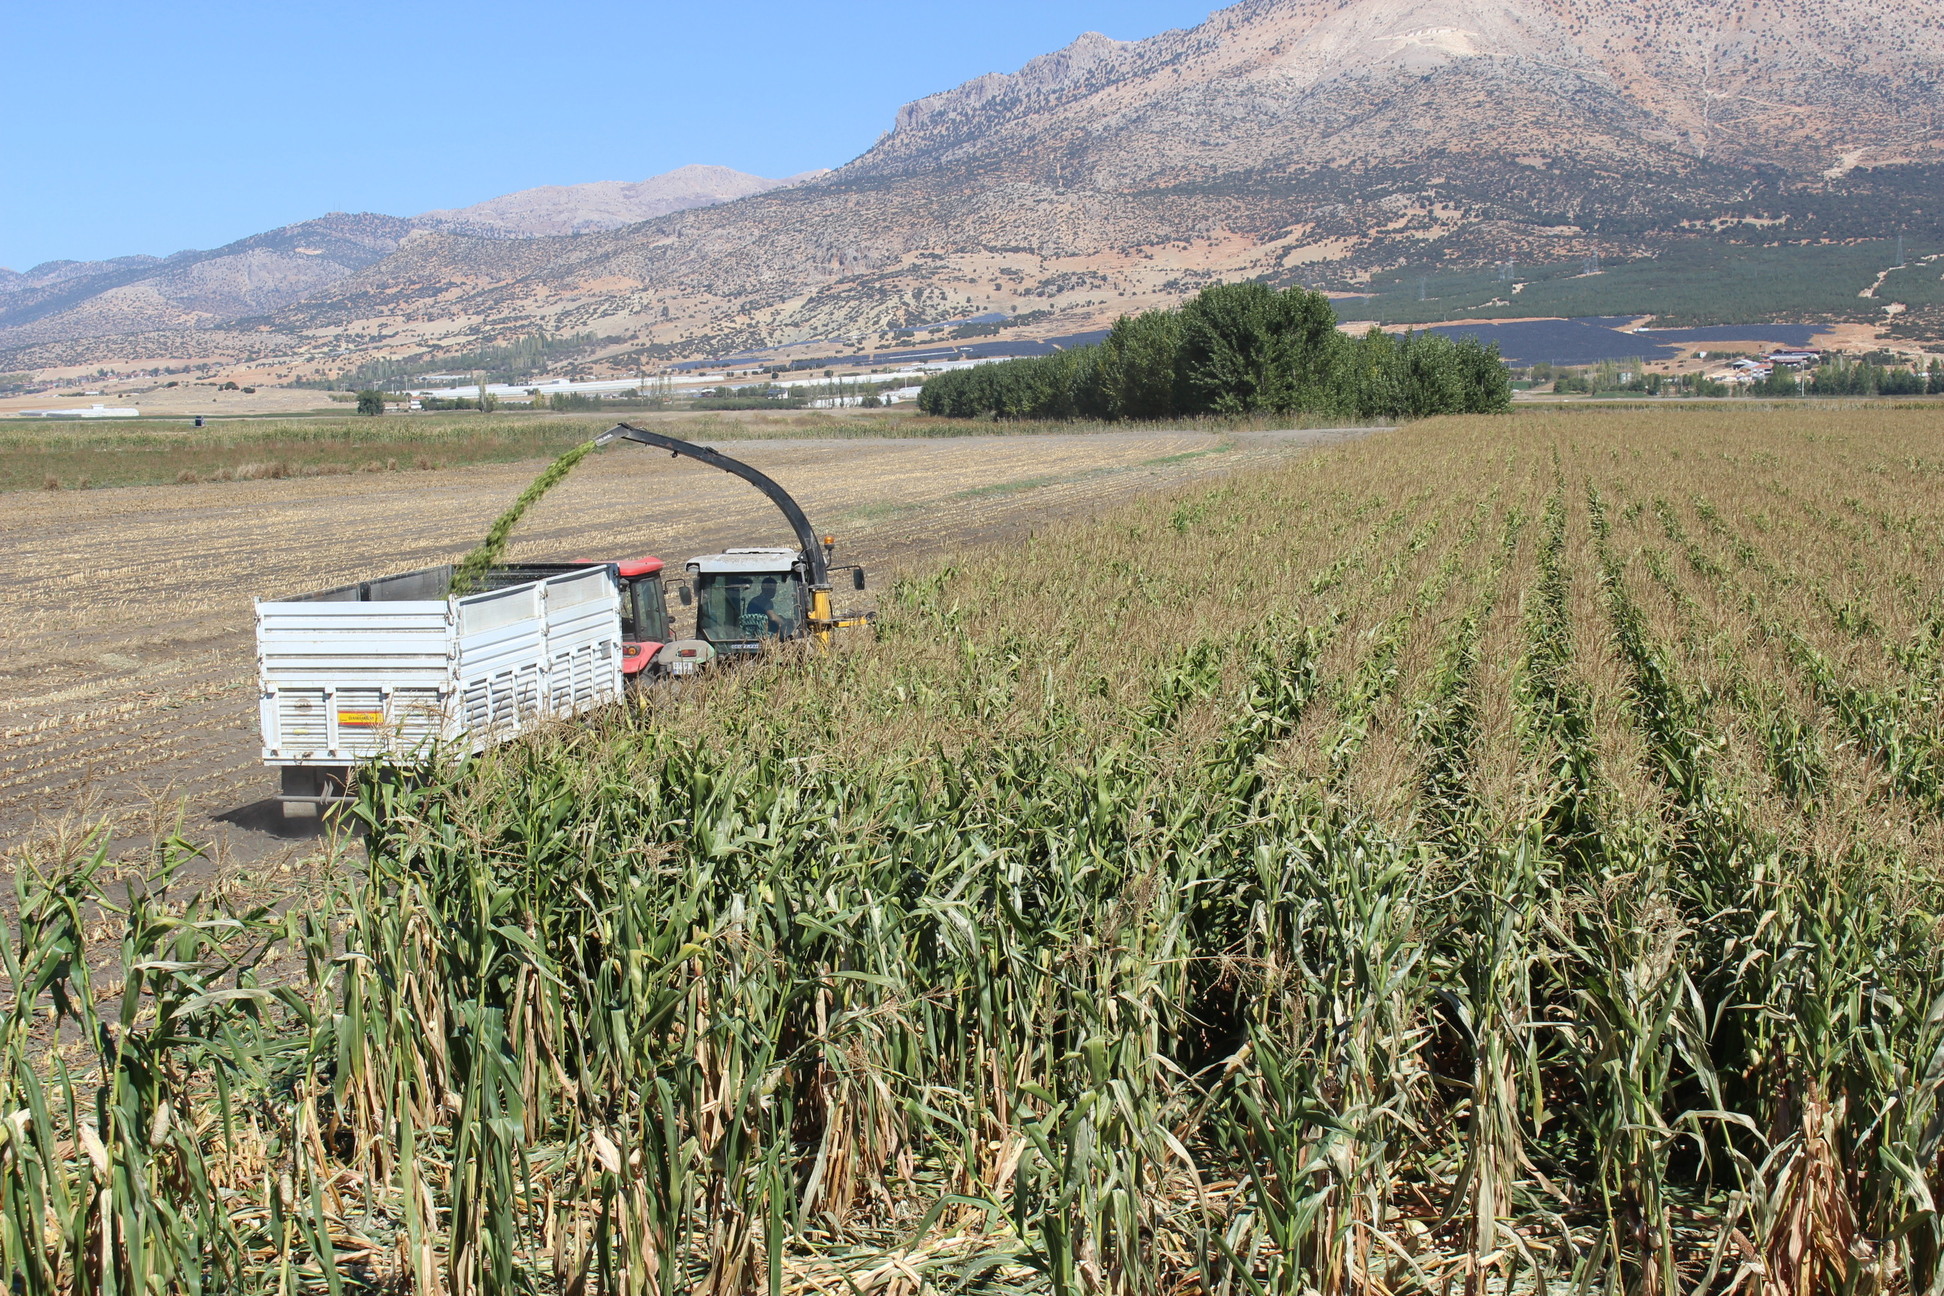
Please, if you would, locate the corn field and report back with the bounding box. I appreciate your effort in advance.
[4,410,1942,1294]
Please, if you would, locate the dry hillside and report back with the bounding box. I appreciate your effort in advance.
[0,169,805,356]
[6,0,1941,377]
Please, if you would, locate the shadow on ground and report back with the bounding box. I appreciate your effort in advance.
[214,798,336,841]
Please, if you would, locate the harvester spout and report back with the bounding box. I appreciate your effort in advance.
[593,423,831,587]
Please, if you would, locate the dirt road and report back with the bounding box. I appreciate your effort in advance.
[0,427,1365,862]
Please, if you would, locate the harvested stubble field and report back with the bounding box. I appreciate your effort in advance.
[1,409,1359,494]
[0,426,1336,855]
[2,412,608,492]
[4,407,1944,1295]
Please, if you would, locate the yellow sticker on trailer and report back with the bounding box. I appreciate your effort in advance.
[337,710,385,727]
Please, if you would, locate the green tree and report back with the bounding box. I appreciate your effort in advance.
[356,389,386,416]
[1341,327,1406,419]
[1878,366,1925,396]
[1752,366,1803,397]
[1808,358,1876,396]
[1176,282,1342,416]
[1450,334,1513,412]
[1091,310,1183,420]
[1400,332,1471,414]
[917,281,1513,422]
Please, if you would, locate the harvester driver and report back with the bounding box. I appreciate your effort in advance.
[744,576,786,637]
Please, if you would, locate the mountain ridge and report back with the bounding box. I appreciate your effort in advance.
[0,166,799,353]
[257,0,1935,367]
[411,164,819,238]
[6,0,1942,376]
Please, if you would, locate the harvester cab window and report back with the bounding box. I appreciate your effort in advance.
[696,572,803,642]
[622,576,671,645]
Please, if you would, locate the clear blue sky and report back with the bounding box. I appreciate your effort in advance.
[2,0,1219,272]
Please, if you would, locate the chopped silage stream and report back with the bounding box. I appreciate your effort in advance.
[448,438,603,594]
[2,410,1941,1294]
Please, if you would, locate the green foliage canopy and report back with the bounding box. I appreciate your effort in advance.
[1177,281,1342,414]
[919,282,1511,422]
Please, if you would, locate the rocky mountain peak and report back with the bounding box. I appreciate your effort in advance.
[855,0,1942,185]
[893,31,1133,134]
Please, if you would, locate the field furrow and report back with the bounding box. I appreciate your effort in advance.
[4,410,1942,1295]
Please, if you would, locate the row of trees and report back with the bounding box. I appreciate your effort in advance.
[1516,353,1944,400]
[918,283,1512,422]
[1803,356,1942,397]
[1551,367,1730,397]
[356,390,504,414]
[1744,358,1944,398]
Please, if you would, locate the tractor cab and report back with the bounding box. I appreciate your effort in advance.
[488,556,672,678]
[684,548,811,656]
[603,556,674,676]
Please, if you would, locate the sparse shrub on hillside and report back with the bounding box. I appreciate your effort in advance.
[1356,238,1938,328]
[314,330,603,391]
[919,281,1512,421]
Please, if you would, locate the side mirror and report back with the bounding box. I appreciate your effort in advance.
[677,583,694,607]
[852,567,867,591]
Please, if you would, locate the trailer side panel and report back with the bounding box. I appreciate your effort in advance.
[258,566,622,771]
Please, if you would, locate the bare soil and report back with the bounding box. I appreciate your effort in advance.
[0,427,1365,869]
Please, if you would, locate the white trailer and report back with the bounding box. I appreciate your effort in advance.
[256,563,623,813]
